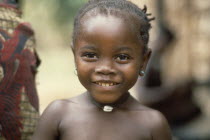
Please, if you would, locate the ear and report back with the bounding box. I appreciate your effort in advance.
[139,48,152,76]
[70,42,77,68]
[70,42,75,55]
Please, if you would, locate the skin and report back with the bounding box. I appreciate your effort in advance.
[32,14,172,140]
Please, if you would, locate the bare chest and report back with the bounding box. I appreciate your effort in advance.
[59,109,152,140]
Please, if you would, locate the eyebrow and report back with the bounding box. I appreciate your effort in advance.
[80,45,133,52]
[80,45,97,51]
[116,46,133,52]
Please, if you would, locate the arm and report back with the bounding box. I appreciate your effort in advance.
[32,100,65,140]
[150,110,172,140]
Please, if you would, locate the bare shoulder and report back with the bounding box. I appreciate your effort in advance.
[47,99,73,111]
[133,104,172,140]
[148,109,172,140]
[42,99,72,118]
[32,99,74,140]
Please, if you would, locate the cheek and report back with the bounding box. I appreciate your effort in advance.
[75,56,85,70]
[76,58,90,76]
[118,63,140,86]
[126,69,139,86]
[77,66,91,90]
[75,57,93,86]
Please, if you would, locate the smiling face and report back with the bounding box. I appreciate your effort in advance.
[74,14,149,104]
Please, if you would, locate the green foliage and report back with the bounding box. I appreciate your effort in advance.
[54,0,87,25]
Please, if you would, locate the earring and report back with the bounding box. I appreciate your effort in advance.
[139,70,145,76]
[74,69,78,76]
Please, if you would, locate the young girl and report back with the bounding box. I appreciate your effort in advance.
[32,0,172,139]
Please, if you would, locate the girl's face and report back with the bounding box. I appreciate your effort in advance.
[74,15,150,104]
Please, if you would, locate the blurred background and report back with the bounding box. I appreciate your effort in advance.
[21,0,88,113]
[20,0,210,139]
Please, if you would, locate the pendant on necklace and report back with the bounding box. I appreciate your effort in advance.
[103,105,114,112]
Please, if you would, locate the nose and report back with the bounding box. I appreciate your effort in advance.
[95,59,116,75]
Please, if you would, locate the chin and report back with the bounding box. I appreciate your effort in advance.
[92,92,124,104]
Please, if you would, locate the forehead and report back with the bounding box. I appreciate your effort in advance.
[78,15,141,46]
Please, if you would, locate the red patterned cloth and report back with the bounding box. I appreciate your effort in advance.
[0,4,40,140]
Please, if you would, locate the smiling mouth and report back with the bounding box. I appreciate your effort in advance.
[94,82,119,87]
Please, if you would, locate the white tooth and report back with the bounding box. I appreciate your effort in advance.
[102,83,105,86]
[106,83,109,87]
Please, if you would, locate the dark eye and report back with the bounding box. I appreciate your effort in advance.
[82,52,98,61]
[115,54,131,63]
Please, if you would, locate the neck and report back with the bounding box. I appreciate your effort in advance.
[87,92,130,112]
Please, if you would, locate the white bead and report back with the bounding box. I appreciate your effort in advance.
[103,105,113,112]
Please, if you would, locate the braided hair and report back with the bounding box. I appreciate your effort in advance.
[72,0,154,52]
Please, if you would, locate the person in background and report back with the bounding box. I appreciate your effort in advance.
[0,0,40,139]
[136,0,202,139]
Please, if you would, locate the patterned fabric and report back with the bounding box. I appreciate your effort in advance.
[0,4,40,140]
[1,0,17,5]
[0,0,18,8]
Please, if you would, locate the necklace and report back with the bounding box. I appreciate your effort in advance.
[88,93,130,112]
